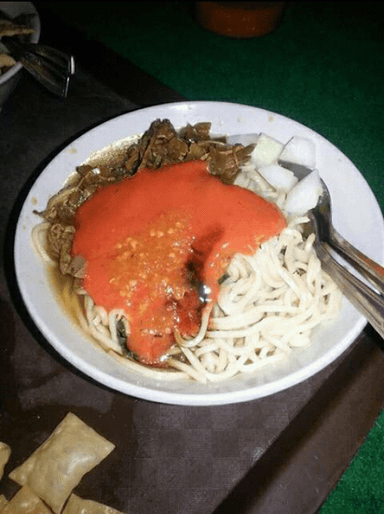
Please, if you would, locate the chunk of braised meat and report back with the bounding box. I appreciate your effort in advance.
[37,163,128,223]
[135,118,189,169]
[36,167,121,278]
[206,143,255,184]
[185,142,208,161]
[45,223,85,277]
[120,118,254,183]
[179,122,212,142]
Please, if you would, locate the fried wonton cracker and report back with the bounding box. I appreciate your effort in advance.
[0,494,8,510]
[8,413,115,514]
[0,53,16,67]
[0,19,33,38]
[62,493,126,514]
[0,442,11,480]
[0,485,52,514]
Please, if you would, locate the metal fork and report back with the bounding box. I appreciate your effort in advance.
[1,36,75,98]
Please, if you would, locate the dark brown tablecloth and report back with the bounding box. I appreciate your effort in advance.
[1,61,384,514]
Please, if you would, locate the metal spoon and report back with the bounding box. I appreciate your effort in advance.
[283,162,384,296]
[308,211,384,339]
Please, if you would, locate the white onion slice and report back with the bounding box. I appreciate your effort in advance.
[250,133,284,168]
[284,169,323,216]
[279,136,316,169]
[258,163,298,192]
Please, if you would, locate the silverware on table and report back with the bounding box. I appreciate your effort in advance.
[1,36,75,98]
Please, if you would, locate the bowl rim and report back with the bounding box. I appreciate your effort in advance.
[0,1,41,85]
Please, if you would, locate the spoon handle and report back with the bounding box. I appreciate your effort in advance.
[329,227,384,295]
[318,242,384,339]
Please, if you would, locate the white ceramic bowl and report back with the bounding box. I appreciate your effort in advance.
[0,2,40,108]
[14,102,384,405]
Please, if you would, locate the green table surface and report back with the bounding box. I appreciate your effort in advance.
[33,2,384,512]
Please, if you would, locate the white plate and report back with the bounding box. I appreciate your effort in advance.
[14,101,384,406]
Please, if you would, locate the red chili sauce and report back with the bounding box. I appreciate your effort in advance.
[72,160,286,365]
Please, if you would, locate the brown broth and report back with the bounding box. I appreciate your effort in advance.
[48,264,84,328]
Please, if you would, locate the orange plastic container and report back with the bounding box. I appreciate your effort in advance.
[195,2,287,38]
